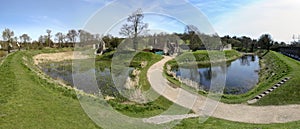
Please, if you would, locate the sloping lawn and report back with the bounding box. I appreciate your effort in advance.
[255,52,300,105]
[0,52,99,128]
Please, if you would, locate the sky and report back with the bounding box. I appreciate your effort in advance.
[1,0,300,43]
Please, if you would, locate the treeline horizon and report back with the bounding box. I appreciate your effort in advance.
[2,8,300,53]
[1,27,299,51]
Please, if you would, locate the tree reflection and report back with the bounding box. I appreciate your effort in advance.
[251,55,256,62]
[240,56,250,66]
[203,66,217,80]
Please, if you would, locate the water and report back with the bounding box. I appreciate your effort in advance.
[175,55,260,94]
[40,61,122,97]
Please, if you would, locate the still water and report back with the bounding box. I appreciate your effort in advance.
[175,55,260,94]
[41,61,121,97]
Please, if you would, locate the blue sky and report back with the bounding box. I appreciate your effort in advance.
[1,0,300,43]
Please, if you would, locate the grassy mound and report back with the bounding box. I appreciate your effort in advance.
[167,50,242,68]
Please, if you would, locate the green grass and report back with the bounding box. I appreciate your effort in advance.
[0,52,100,128]
[254,52,300,105]
[167,50,242,68]
[174,117,300,129]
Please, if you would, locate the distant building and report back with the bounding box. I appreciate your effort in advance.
[94,42,106,55]
[222,44,232,51]
[148,38,180,56]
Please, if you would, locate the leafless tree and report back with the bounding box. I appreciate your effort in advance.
[119,8,148,51]
[67,29,78,43]
[20,34,31,43]
[55,32,64,48]
[2,28,14,53]
[46,29,52,47]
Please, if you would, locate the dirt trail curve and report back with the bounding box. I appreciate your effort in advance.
[146,56,300,124]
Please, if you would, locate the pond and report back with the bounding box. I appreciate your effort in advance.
[40,61,124,98]
[175,55,260,94]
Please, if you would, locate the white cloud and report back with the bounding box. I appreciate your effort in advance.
[214,0,300,43]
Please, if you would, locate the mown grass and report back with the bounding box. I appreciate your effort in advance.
[167,50,242,68]
[0,52,100,128]
[254,52,300,105]
[174,117,300,129]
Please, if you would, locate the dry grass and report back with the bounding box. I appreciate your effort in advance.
[0,50,7,57]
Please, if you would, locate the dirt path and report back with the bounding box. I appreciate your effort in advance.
[146,56,300,124]
[33,51,89,65]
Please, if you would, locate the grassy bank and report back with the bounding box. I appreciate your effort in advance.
[254,51,300,105]
[166,50,242,68]
[0,52,100,128]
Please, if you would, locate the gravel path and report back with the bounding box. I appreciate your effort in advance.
[145,56,300,124]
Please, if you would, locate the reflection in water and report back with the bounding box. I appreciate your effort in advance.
[240,56,249,66]
[175,55,260,94]
[251,55,256,62]
[41,61,122,98]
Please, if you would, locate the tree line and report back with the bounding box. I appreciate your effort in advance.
[0,8,293,54]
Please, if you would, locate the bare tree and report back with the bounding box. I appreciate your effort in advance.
[67,29,78,43]
[38,35,45,44]
[55,32,64,48]
[184,25,202,51]
[119,8,148,51]
[20,34,31,43]
[14,37,18,42]
[46,29,52,47]
[78,30,93,43]
[2,28,14,53]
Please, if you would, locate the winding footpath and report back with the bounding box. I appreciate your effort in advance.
[146,56,300,124]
